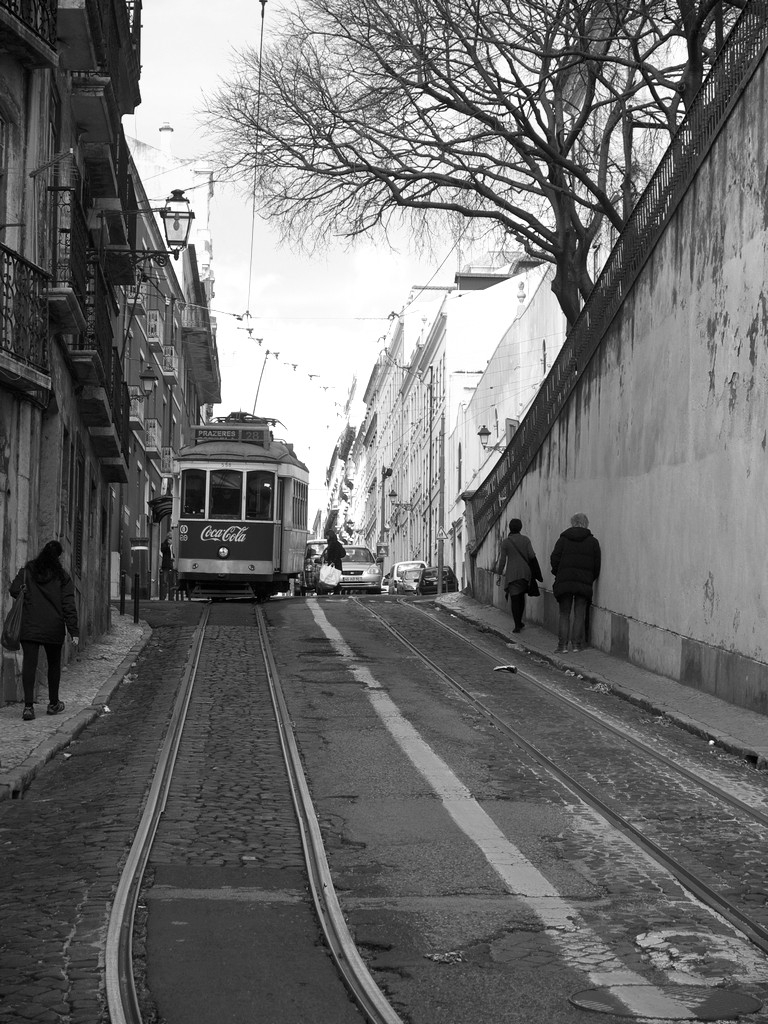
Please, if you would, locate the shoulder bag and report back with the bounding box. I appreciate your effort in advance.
[2,569,26,651]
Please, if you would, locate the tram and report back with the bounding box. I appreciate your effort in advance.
[173,412,309,600]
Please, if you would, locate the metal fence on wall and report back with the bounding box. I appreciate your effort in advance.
[468,0,768,549]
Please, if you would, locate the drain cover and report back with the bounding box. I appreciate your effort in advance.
[570,984,762,1020]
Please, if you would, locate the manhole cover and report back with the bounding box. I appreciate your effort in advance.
[570,984,762,1020]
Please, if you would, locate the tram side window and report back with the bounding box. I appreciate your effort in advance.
[182,469,206,518]
[210,470,243,519]
[245,471,274,520]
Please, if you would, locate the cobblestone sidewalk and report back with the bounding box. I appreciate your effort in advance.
[0,613,150,798]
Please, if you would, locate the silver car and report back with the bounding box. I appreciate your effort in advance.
[321,545,383,594]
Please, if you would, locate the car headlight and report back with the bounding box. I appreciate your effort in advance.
[218,546,229,558]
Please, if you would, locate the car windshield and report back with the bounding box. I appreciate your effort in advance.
[343,547,375,562]
[403,569,421,580]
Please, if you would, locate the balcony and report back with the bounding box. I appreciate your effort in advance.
[71,73,119,146]
[0,242,50,403]
[69,260,113,386]
[161,345,178,383]
[160,446,174,477]
[144,417,161,455]
[46,170,88,332]
[181,284,221,404]
[91,366,130,482]
[146,309,164,352]
[128,386,145,429]
[58,0,142,116]
[125,281,147,315]
[0,0,58,69]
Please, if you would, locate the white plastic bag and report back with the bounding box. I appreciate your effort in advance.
[319,565,342,588]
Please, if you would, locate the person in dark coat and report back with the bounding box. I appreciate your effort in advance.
[160,531,175,601]
[494,518,543,633]
[323,531,346,595]
[9,540,79,721]
[550,513,601,653]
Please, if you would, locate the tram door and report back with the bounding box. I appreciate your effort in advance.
[273,478,285,570]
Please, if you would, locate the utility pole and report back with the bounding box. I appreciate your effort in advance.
[427,365,434,563]
[437,412,445,595]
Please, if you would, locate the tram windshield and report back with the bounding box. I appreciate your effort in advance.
[210,470,243,519]
[181,469,206,518]
[246,471,274,520]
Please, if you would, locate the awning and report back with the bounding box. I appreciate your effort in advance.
[148,495,173,523]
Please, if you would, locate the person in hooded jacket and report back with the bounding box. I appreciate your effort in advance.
[550,513,601,653]
[9,540,79,721]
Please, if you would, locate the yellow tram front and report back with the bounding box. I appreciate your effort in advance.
[174,418,308,600]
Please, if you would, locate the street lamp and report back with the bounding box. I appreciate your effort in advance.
[478,425,507,452]
[139,362,159,396]
[116,189,195,269]
[158,189,195,259]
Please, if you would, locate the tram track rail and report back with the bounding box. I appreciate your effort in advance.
[104,603,403,1024]
[105,606,210,1024]
[355,598,768,958]
[254,607,404,1024]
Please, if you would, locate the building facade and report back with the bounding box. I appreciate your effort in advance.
[344,266,564,583]
[0,0,217,700]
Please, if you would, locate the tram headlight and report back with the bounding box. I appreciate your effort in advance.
[218,546,229,558]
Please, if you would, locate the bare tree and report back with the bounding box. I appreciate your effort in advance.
[205,0,741,325]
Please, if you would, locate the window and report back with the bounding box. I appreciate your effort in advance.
[245,471,274,520]
[292,479,308,529]
[210,469,242,519]
[182,469,206,517]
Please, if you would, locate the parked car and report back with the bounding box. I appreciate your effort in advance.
[416,566,459,595]
[317,544,383,594]
[388,560,427,594]
[298,538,326,595]
[396,567,423,594]
[381,573,391,593]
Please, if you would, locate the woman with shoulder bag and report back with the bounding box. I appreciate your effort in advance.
[9,540,80,721]
[494,518,543,633]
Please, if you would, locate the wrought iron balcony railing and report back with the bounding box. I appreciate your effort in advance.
[144,417,161,452]
[47,165,88,330]
[0,0,57,52]
[68,260,113,387]
[111,359,130,465]
[0,241,49,375]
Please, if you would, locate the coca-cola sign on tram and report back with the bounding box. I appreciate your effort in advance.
[178,520,274,560]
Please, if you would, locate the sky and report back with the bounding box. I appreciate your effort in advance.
[124,0,459,520]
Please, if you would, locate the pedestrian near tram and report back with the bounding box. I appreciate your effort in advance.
[550,513,601,653]
[494,518,543,632]
[8,540,79,721]
[160,531,175,600]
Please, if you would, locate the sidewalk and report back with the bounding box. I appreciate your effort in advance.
[435,592,768,770]
[0,612,151,800]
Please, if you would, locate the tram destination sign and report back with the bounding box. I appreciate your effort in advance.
[192,424,270,446]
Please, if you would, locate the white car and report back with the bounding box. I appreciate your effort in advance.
[388,560,427,594]
[396,567,422,595]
